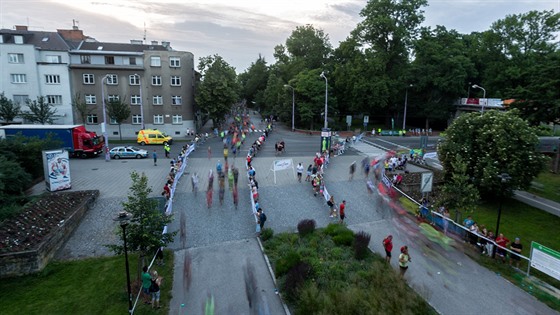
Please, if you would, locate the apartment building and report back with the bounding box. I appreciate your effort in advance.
[1,25,196,139]
[0,26,74,124]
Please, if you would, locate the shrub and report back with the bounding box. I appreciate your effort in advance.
[275,250,301,278]
[260,227,274,241]
[353,231,371,260]
[332,229,354,246]
[297,219,316,237]
[283,261,312,301]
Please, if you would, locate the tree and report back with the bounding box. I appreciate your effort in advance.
[108,171,176,278]
[0,93,21,123]
[195,54,240,128]
[71,93,92,124]
[438,110,547,199]
[440,155,480,215]
[105,97,131,140]
[285,24,332,70]
[22,96,57,124]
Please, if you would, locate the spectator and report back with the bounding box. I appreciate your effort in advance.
[495,233,510,263]
[297,163,304,182]
[150,270,163,309]
[349,161,356,181]
[327,195,336,218]
[383,235,393,263]
[306,164,312,182]
[510,238,523,268]
[339,200,346,224]
[141,266,152,304]
[399,246,411,278]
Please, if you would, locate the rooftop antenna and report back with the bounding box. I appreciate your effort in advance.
[72,19,80,30]
[143,22,146,43]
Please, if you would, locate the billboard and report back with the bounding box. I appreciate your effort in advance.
[43,149,71,191]
[530,242,560,281]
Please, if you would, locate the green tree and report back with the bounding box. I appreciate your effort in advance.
[285,24,332,70]
[108,171,176,278]
[290,69,337,130]
[71,93,92,124]
[440,155,480,214]
[22,96,57,124]
[105,97,131,140]
[438,110,547,198]
[0,134,61,179]
[239,55,269,107]
[0,93,21,123]
[195,54,240,128]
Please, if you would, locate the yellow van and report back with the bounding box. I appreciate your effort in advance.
[137,129,173,145]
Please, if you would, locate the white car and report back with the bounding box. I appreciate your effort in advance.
[109,146,148,159]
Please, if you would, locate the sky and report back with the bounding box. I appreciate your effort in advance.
[1,0,559,72]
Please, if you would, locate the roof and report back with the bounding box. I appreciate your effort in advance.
[0,29,71,51]
[0,124,82,130]
[77,41,169,53]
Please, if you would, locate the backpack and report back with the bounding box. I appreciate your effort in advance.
[150,278,159,292]
[260,212,267,223]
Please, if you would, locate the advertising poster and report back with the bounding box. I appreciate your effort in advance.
[43,149,71,191]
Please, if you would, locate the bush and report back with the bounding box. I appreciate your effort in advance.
[353,231,371,260]
[283,261,312,301]
[260,227,274,241]
[324,223,349,237]
[275,250,301,277]
[332,229,354,246]
[297,219,316,237]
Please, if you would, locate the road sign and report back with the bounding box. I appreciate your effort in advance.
[420,172,433,193]
[346,115,352,126]
[530,242,560,281]
[363,115,369,124]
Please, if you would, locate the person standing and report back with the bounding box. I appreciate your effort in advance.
[305,164,312,182]
[164,143,170,158]
[150,270,163,309]
[296,163,304,183]
[510,237,523,268]
[327,195,336,218]
[339,200,346,224]
[398,246,411,278]
[383,235,393,263]
[207,170,214,209]
[141,266,152,304]
[257,208,267,233]
[191,172,199,196]
[495,233,509,263]
[207,146,212,160]
[152,149,157,166]
[349,161,356,180]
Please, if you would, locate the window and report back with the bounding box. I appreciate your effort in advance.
[170,56,180,67]
[129,57,137,65]
[87,114,98,124]
[45,74,60,84]
[8,53,24,63]
[46,95,62,105]
[106,74,118,85]
[83,74,95,84]
[172,115,182,124]
[10,74,27,83]
[81,55,91,64]
[130,95,141,105]
[45,55,62,63]
[132,115,142,125]
[85,94,96,104]
[151,76,162,86]
[172,95,182,105]
[108,95,120,102]
[13,95,29,105]
[129,75,140,85]
[154,115,164,124]
[170,76,181,86]
[105,56,115,65]
[150,56,161,67]
[14,35,23,44]
[153,95,163,105]
[110,117,117,124]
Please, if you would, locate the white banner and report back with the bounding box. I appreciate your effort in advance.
[43,149,71,191]
[273,159,293,171]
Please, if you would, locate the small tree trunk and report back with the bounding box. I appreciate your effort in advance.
[118,124,122,141]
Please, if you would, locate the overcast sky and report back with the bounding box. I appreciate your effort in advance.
[1,0,558,72]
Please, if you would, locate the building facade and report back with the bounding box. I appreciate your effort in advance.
[1,25,196,140]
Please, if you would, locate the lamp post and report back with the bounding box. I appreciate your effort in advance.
[493,172,511,258]
[134,74,145,129]
[403,84,413,130]
[284,84,295,131]
[472,84,486,115]
[101,74,111,162]
[114,211,133,314]
[319,71,328,129]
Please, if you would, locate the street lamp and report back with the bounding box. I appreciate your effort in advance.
[493,172,511,258]
[134,74,145,129]
[284,84,295,131]
[319,71,328,129]
[472,84,486,115]
[402,84,413,131]
[113,211,134,314]
[101,74,111,162]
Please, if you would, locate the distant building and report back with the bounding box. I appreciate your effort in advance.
[1,25,196,139]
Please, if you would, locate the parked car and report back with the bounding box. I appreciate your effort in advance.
[109,146,148,159]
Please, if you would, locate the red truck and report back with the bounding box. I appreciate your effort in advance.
[0,124,104,158]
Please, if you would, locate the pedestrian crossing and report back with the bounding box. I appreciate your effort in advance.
[351,141,386,158]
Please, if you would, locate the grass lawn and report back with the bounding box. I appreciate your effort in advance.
[263,224,435,315]
[528,171,560,203]
[0,251,174,315]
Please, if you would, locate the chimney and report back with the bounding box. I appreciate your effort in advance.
[151,40,158,45]
[15,25,28,31]
[57,29,85,41]
[161,41,170,49]
[130,39,143,45]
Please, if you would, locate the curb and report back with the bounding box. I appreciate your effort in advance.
[256,237,292,315]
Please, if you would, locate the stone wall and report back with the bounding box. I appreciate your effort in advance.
[0,190,98,278]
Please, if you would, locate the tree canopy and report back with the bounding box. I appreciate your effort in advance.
[22,96,57,125]
[105,97,131,140]
[0,93,21,123]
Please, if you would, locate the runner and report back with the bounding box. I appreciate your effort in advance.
[207,170,214,209]
[191,172,199,196]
